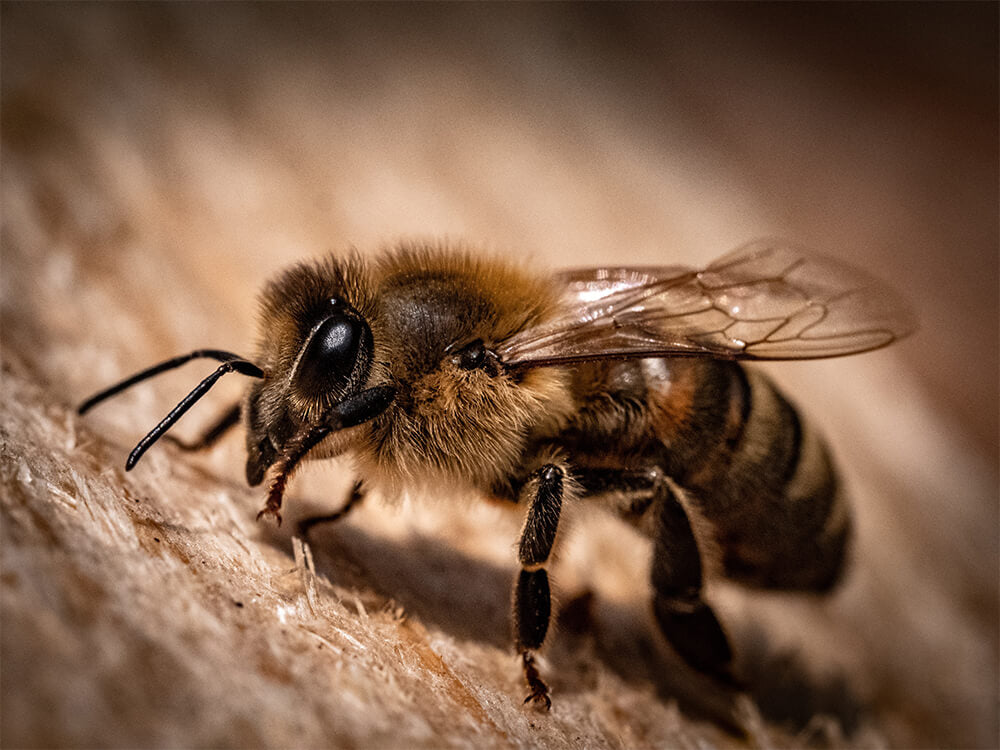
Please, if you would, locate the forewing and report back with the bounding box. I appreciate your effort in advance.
[497,240,915,367]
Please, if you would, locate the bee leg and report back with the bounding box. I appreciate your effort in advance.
[513,463,564,710]
[297,480,366,538]
[574,466,664,519]
[163,402,241,451]
[649,480,736,684]
[575,467,736,683]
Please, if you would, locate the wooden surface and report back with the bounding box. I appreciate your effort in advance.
[2,5,997,748]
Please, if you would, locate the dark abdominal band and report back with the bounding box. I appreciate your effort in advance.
[668,362,850,592]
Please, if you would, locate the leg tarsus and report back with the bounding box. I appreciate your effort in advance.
[520,651,551,710]
[256,465,289,526]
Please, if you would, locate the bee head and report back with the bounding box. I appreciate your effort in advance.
[244,244,570,490]
[245,254,382,485]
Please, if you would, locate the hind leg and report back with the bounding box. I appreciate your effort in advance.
[649,481,735,682]
[576,467,735,682]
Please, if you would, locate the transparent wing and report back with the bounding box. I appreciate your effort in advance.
[497,240,916,367]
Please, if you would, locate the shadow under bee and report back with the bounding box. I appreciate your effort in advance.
[264,507,864,740]
[269,506,514,648]
[736,622,865,739]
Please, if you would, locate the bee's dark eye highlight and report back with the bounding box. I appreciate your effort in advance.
[317,316,357,363]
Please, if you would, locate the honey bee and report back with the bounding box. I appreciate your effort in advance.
[79,240,915,709]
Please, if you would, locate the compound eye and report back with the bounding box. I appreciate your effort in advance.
[296,311,365,396]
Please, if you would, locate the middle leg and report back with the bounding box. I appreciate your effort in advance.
[513,462,566,710]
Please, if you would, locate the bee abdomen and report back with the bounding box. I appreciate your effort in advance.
[647,360,851,592]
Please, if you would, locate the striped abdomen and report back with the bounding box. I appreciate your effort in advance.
[642,358,851,592]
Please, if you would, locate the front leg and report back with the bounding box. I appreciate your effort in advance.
[256,385,397,524]
[513,463,565,710]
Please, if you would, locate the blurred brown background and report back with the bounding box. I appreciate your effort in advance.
[2,3,997,748]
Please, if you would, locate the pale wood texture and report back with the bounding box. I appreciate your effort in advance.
[2,5,997,748]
